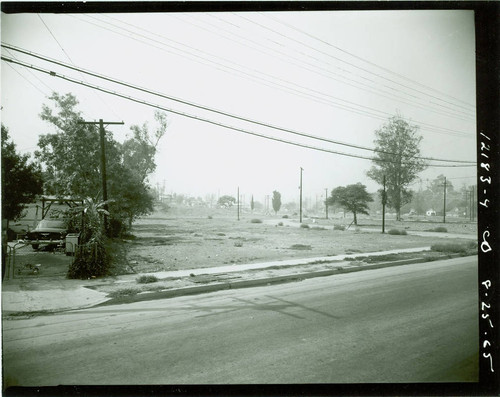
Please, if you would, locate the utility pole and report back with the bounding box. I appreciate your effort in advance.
[382,174,386,234]
[469,188,472,221]
[325,188,329,220]
[299,167,303,223]
[78,119,124,234]
[464,190,468,219]
[472,185,475,221]
[443,177,447,224]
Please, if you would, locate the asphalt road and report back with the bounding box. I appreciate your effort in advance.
[2,256,478,386]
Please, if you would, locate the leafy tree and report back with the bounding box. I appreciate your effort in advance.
[367,115,427,220]
[326,183,373,225]
[272,190,282,214]
[217,195,236,208]
[121,110,167,182]
[36,92,163,232]
[1,124,43,224]
[428,174,454,195]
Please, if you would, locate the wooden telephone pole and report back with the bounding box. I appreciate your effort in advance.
[78,119,124,233]
[299,167,304,223]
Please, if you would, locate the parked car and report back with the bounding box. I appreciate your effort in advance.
[25,219,67,250]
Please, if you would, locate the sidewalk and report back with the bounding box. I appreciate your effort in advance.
[2,246,441,315]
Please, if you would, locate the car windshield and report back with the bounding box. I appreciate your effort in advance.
[37,220,65,229]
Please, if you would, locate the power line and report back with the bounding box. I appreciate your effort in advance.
[179,13,474,123]
[2,43,476,165]
[67,15,475,139]
[1,54,475,170]
[3,61,48,96]
[38,14,123,122]
[260,12,476,112]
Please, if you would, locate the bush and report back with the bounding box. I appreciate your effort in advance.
[387,229,407,235]
[67,198,112,279]
[282,215,289,219]
[277,222,284,226]
[333,225,346,231]
[250,219,262,223]
[69,240,111,279]
[136,275,159,284]
[300,223,310,229]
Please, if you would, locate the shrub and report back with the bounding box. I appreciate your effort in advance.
[69,240,110,279]
[387,229,407,235]
[333,224,345,231]
[136,275,159,284]
[277,222,284,226]
[282,215,289,219]
[207,215,213,219]
[67,197,111,279]
[300,223,310,229]
[251,219,263,223]
[234,241,243,247]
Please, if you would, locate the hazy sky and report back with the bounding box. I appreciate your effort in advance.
[1,9,476,204]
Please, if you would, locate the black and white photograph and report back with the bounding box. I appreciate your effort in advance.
[1,2,498,395]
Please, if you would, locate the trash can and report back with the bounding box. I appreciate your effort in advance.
[65,233,80,256]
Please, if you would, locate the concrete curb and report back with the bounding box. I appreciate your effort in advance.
[96,253,464,307]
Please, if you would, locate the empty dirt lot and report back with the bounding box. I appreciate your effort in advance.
[116,206,476,275]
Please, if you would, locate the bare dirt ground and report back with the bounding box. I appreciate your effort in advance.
[113,205,477,276]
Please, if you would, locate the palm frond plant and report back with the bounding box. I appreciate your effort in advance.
[67,196,113,279]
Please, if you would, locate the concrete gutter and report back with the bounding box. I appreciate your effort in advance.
[96,256,440,306]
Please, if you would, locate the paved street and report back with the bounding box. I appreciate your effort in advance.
[3,256,478,386]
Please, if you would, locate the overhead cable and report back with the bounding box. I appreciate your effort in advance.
[1,43,476,165]
[259,13,476,111]
[65,15,475,139]
[1,54,476,169]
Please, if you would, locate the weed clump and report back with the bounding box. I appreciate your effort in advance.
[426,226,448,233]
[108,288,139,298]
[300,223,310,229]
[333,225,345,231]
[431,241,477,254]
[387,229,407,235]
[136,275,159,284]
[290,244,312,250]
[250,219,263,223]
